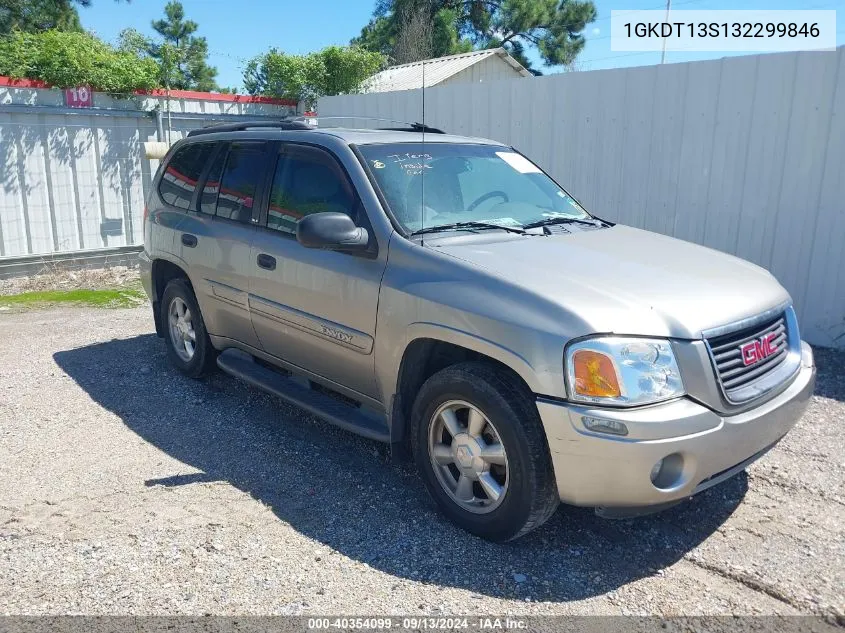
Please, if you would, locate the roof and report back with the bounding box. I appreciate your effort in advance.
[316,128,504,146]
[362,48,532,93]
[177,126,504,148]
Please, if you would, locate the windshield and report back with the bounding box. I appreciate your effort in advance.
[357,143,590,234]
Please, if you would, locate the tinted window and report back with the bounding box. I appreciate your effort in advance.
[215,143,267,224]
[267,145,356,235]
[199,146,227,215]
[159,143,214,209]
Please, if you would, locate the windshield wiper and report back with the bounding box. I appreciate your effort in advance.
[522,216,605,230]
[410,221,526,236]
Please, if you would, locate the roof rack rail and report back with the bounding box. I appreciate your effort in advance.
[379,122,445,134]
[187,120,312,137]
[289,116,447,134]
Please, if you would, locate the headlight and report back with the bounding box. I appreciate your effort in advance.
[565,337,685,406]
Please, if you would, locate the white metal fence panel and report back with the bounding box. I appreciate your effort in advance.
[0,84,295,259]
[319,48,845,348]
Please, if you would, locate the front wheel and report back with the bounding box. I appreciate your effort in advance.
[411,362,559,542]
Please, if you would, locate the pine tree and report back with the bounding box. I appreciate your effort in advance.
[1,0,89,35]
[353,0,597,72]
[148,1,217,91]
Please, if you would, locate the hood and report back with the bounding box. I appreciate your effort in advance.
[433,225,790,339]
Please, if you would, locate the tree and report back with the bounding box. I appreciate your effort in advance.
[353,0,597,72]
[0,0,128,35]
[243,46,385,105]
[0,29,159,92]
[392,2,432,65]
[1,0,81,34]
[122,1,217,91]
[354,1,472,65]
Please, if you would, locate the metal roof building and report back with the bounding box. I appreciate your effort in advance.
[361,48,532,93]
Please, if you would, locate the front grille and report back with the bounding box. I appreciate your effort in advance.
[706,312,789,398]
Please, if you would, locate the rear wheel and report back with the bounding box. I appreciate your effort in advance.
[411,362,559,542]
[160,278,216,378]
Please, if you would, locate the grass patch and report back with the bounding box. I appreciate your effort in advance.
[0,285,147,310]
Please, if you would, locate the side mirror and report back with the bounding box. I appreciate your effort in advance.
[296,212,369,252]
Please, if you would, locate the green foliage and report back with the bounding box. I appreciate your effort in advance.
[119,1,217,91]
[319,46,387,97]
[354,3,473,65]
[353,0,597,71]
[0,285,147,310]
[0,0,83,34]
[432,8,473,57]
[243,50,321,102]
[0,29,159,92]
[244,46,385,104]
[0,0,130,36]
[353,12,394,58]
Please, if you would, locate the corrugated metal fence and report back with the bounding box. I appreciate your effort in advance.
[319,48,845,348]
[0,83,295,260]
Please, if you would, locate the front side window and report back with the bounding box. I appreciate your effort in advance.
[159,143,214,209]
[357,143,590,233]
[266,145,356,235]
[215,143,267,224]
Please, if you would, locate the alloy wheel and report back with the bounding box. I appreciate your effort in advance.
[168,296,196,362]
[427,400,509,514]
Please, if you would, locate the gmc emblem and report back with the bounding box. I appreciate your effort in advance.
[740,332,779,366]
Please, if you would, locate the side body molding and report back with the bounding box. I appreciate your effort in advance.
[247,294,374,355]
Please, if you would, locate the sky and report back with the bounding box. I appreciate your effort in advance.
[79,0,845,91]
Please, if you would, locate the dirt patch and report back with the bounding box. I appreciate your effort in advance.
[0,265,141,296]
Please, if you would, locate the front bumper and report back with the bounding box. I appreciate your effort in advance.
[538,342,816,508]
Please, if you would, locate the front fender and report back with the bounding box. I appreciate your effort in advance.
[373,233,573,407]
[400,322,543,395]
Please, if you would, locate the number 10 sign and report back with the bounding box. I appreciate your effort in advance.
[65,86,93,108]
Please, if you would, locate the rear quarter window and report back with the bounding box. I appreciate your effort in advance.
[158,143,215,210]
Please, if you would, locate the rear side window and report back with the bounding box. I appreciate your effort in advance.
[215,143,267,224]
[159,143,214,209]
[267,145,357,235]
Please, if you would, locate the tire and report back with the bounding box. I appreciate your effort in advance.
[160,278,216,378]
[411,361,559,542]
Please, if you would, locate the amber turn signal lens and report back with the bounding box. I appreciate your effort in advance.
[573,350,621,398]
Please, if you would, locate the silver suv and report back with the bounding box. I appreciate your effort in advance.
[140,121,816,542]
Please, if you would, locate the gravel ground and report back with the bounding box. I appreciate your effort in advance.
[0,305,842,617]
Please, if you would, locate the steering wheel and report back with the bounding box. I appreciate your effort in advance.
[466,191,509,213]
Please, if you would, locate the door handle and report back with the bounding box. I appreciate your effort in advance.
[257,253,276,270]
[181,233,198,248]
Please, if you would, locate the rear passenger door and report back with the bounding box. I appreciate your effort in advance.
[156,142,215,258]
[249,143,387,400]
[177,141,271,349]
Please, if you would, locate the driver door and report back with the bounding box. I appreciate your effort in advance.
[248,143,387,400]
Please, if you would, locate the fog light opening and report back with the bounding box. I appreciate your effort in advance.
[650,453,685,490]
